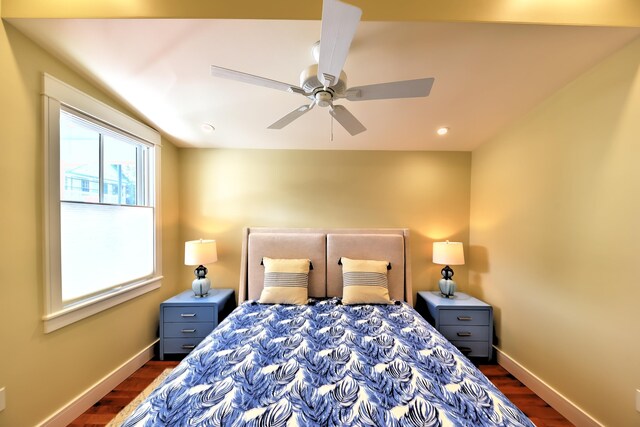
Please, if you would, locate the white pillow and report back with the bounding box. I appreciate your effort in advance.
[340,257,392,305]
[258,257,310,305]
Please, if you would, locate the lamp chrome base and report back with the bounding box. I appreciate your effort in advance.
[193,291,209,298]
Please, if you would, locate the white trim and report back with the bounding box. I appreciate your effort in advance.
[43,73,160,146]
[496,348,604,427]
[43,279,161,333]
[43,96,62,317]
[37,341,157,427]
[153,145,162,278]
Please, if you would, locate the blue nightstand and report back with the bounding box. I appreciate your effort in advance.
[159,289,235,360]
[416,291,493,361]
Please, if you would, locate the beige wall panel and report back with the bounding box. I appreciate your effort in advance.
[470,37,640,426]
[0,21,181,426]
[178,149,471,301]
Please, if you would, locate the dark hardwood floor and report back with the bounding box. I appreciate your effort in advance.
[70,360,573,426]
[68,360,179,426]
[476,364,573,427]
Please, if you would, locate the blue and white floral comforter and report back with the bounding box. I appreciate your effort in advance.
[123,299,534,426]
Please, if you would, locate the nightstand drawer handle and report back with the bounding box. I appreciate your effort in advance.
[457,316,473,321]
[181,329,196,333]
[181,344,196,350]
[180,313,196,318]
[457,332,472,337]
[458,346,472,354]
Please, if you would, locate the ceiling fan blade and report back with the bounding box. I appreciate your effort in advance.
[346,78,435,101]
[267,103,315,129]
[317,0,362,87]
[329,104,366,136]
[211,65,304,94]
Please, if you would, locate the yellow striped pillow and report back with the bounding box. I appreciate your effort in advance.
[259,257,310,305]
[340,257,392,305]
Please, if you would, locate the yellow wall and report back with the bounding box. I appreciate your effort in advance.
[0,19,181,426]
[469,37,640,426]
[179,149,471,300]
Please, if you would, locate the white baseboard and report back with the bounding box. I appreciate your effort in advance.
[496,348,603,427]
[38,340,158,427]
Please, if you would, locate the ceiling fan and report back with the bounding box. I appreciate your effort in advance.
[210,0,435,136]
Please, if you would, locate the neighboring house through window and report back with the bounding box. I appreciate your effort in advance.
[43,73,162,333]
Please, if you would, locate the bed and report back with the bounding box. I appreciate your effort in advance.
[122,228,534,426]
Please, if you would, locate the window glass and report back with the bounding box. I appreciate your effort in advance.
[60,112,100,203]
[57,109,154,303]
[60,203,154,303]
[103,134,140,205]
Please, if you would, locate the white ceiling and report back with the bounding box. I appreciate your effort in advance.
[9,18,640,150]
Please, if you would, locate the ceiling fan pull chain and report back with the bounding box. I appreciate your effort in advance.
[331,115,334,142]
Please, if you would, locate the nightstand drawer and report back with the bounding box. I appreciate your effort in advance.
[440,325,489,341]
[163,322,214,338]
[163,338,206,354]
[163,306,215,323]
[450,340,490,358]
[440,309,489,326]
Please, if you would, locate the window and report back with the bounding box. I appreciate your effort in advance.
[43,74,162,333]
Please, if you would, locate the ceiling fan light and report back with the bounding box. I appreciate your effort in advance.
[315,91,332,107]
[437,127,449,136]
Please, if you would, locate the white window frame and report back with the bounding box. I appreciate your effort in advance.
[43,73,162,333]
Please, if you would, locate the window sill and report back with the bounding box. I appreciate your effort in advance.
[43,277,162,333]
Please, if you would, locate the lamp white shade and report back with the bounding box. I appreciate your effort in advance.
[432,241,465,265]
[184,239,218,266]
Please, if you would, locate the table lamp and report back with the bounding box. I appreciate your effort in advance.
[184,239,218,297]
[432,241,465,298]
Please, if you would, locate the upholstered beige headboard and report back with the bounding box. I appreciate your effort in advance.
[238,227,413,304]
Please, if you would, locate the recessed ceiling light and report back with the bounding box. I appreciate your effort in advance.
[436,127,449,136]
[201,123,215,133]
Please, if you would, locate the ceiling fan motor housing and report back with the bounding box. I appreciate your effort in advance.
[299,64,347,96]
